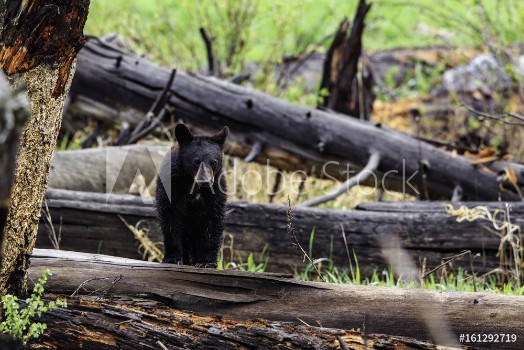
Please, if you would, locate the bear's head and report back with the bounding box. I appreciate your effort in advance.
[175,124,229,188]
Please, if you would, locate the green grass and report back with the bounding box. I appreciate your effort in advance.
[86,0,524,71]
[219,244,524,295]
[218,230,524,295]
[298,257,524,295]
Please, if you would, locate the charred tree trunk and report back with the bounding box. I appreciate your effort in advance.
[28,249,524,349]
[0,0,90,296]
[67,39,523,201]
[319,1,375,119]
[0,74,28,241]
[32,296,446,350]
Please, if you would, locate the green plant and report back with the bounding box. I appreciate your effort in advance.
[0,269,67,344]
[218,234,268,272]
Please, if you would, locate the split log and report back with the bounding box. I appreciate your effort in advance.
[37,189,520,275]
[28,249,524,349]
[33,296,440,350]
[67,39,523,200]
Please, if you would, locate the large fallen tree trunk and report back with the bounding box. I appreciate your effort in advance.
[49,145,168,193]
[29,249,524,349]
[67,39,523,200]
[34,296,441,350]
[38,189,519,275]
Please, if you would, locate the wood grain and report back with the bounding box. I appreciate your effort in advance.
[29,248,524,349]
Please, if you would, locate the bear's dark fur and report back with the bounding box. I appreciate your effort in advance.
[156,124,229,268]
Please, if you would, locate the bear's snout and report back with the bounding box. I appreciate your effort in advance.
[194,163,214,187]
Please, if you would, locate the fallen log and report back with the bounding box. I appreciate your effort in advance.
[33,296,441,350]
[38,189,519,275]
[29,249,524,349]
[49,145,168,193]
[67,39,523,200]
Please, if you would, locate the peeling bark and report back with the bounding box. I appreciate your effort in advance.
[33,297,444,350]
[0,0,90,296]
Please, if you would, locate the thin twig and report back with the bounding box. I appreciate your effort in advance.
[420,250,476,279]
[41,200,61,250]
[340,224,355,281]
[462,103,524,126]
[413,134,478,153]
[71,275,122,297]
[287,196,327,282]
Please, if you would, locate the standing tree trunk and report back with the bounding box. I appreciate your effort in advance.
[319,0,374,119]
[0,0,90,297]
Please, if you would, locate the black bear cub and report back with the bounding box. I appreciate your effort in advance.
[156,124,229,268]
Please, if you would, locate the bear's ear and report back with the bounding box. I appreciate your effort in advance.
[211,126,229,147]
[175,124,193,145]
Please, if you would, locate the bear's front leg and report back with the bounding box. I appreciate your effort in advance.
[160,212,185,265]
[193,220,223,269]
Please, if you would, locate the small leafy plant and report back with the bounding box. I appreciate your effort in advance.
[0,269,67,344]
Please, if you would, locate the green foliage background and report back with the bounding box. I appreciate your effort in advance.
[86,0,524,70]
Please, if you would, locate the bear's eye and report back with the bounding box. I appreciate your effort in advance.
[193,158,200,165]
[210,159,218,166]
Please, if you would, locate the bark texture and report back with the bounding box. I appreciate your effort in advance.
[0,1,88,97]
[32,296,448,350]
[28,249,524,349]
[0,0,90,296]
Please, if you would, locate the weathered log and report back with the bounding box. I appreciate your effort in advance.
[28,249,524,348]
[33,296,441,350]
[49,145,169,194]
[68,39,523,200]
[37,189,520,276]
